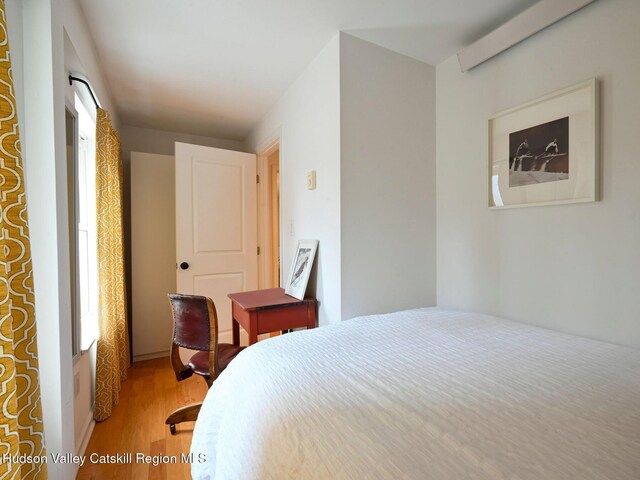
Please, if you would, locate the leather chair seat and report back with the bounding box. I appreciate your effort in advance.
[188,344,245,377]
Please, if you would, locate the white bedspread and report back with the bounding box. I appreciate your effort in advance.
[190,308,640,479]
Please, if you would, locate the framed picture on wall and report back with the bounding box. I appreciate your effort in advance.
[488,78,599,209]
[284,239,318,300]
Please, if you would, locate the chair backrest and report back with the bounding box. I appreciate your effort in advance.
[167,293,220,381]
[167,293,218,351]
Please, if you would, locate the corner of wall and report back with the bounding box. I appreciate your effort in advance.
[338,33,437,320]
[244,32,342,325]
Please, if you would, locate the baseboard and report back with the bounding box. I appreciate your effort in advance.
[135,331,263,365]
[219,329,249,345]
[74,410,95,476]
[77,415,95,456]
[133,350,169,363]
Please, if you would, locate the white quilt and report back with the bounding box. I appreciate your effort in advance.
[190,308,640,479]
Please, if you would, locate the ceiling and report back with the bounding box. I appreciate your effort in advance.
[78,0,538,140]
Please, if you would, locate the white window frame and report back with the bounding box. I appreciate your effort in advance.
[71,92,99,356]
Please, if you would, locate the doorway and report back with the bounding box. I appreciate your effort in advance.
[258,140,281,289]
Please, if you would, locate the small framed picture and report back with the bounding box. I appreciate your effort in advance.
[489,78,599,208]
[284,239,318,300]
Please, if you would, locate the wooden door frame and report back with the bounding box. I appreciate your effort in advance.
[268,157,279,288]
[256,136,281,289]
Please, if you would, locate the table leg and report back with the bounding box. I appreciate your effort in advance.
[248,312,258,345]
[307,303,317,330]
[232,318,240,346]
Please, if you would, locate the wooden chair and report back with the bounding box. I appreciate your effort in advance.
[165,293,245,434]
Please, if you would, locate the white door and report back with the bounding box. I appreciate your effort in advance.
[175,142,258,344]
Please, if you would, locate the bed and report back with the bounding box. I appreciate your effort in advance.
[190,308,640,479]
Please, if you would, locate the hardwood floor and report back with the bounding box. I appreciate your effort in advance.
[77,357,208,480]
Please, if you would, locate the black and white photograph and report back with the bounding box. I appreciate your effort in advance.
[285,239,318,300]
[489,79,597,208]
[509,116,569,187]
[290,248,312,288]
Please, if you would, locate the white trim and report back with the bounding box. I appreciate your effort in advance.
[132,351,169,363]
[80,337,96,355]
[77,415,94,455]
[65,99,81,359]
[457,0,597,72]
[74,415,95,476]
[220,330,249,346]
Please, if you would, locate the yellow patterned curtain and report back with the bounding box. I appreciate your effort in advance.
[94,108,130,421]
[0,1,48,478]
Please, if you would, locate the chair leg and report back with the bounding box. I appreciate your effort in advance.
[165,402,202,435]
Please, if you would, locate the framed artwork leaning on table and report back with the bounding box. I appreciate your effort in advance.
[285,239,318,300]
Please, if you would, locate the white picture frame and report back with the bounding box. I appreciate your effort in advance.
[284,239,318,300]
[488,78,599,209]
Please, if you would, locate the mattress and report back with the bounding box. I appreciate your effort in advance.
[190,308,640,479]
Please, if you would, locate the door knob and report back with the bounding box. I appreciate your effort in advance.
[179,262,189,270]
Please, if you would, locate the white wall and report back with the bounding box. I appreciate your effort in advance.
[130,152,175,361]
[61,0,118,126]
[245,34,342,325]
[5,0,24,150]
[20,1,75,477]
[436,0,640,349]
[339,34,436,319]
[245,33,438,324]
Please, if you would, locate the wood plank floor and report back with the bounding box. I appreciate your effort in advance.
[77,358,208,480]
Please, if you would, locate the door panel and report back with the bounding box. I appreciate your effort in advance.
[176,142,257,344]
[193,159,244,253]
[193,273,244,335]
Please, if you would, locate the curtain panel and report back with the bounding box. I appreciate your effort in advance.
[0,1,48,478]
[94,108,130,421]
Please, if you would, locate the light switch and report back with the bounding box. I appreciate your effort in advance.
[307,170,316,190]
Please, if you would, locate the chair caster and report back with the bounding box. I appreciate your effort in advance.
[170,424,177,435]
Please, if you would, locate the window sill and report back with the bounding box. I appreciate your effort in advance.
[81,337,97,354]
[73,337,97,364]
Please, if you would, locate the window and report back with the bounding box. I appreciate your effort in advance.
[69,93,99,356]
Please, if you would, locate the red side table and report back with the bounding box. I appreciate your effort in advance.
[228,288,317,345]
